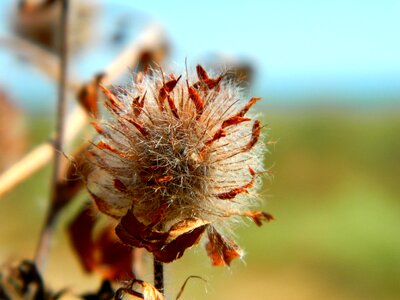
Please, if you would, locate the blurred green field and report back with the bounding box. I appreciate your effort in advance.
[1,105,399,299]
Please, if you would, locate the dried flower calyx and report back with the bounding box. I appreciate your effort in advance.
[85,64,273,265]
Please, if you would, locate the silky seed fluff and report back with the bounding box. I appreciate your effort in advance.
[85,65,267,234]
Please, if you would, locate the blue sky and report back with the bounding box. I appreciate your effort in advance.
[118,0,400,100]
[0,0,399,106]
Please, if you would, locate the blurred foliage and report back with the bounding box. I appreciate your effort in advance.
[1,105,399,299]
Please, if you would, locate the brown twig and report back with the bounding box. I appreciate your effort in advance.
[0,23,165,199]
[34,0,70,271]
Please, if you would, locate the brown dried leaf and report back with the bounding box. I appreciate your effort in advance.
[68,205,96,273]
[116,211,209,263]
[221,115,251,129]
[187,81,204,116]
[205,128,226,147]
[166,94,179,119]
[122,116,149,137]
[99,83,124,114]
[158,76,181,109]
[115,210,169,252]
[215,167,255,200]
[131,91,147,117]
[243,211,274,226]
[237,97,262,117]
[195,64,224,90]
[206,227,242,266]
[153,218,209,263]
[68,205,134,281]
[96,141,128,158]
[77,73,104,118]
[241,120,261,152]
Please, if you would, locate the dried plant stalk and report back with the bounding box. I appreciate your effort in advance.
[34,0,70,270]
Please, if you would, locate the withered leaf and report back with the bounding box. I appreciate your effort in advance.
[153,218,209,263]
[241,120,261,152]
[221,115,251,128]
[122,116,149,137]
[100,83,125,115]
[116,211,209,263]
[187,81,204,116]
[115,209,169,253]
[206,227,242,266]
[68,204,96,273]
[243,211,274,226]
[77,74,104,118]
[68,205,134,281]
[195,64,224,90]
[237,97,262,117]
[158,76,182,109]
[215,167,255,200]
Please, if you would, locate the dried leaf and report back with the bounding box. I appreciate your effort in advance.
[166,94,179,119]
[221,115,251,129]
[243,211,274,226]
[100,83,124,114]
[241,120,260,152]
[215,167,255,200]
[77,74,104,118]
[153,218,209,263]
[194,65,224,90]
[158,76,181,109]
[116,211,209,263]
[96,141,128,158]
[237,97,262,117]
[115,210,168,252]
[122,117,149,137]
[206,227,242,266]
[131,91,147,117]
[187,82,204,116]
[204,129,226,147]
[68,205,134,281]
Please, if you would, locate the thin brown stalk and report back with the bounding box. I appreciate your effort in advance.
[34,0,70,271]
[153,258,164,294]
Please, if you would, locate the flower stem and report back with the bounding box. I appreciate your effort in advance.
[153,258,164,294]
[35,0,70,272]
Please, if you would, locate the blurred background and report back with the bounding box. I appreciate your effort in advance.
[0,0,399,299]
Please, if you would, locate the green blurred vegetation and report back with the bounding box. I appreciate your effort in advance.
[1,105,399,299]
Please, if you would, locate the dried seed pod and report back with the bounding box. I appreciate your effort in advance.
[85,65,272,264]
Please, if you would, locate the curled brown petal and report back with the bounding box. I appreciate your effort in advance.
[206,227,241,266]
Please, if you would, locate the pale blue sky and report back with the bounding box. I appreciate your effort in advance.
[115,0,400,101]
[0,0,399,106]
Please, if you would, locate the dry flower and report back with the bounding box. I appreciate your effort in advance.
[84,64,273,265]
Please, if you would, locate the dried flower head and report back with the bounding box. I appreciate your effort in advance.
[85,65,273,265]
